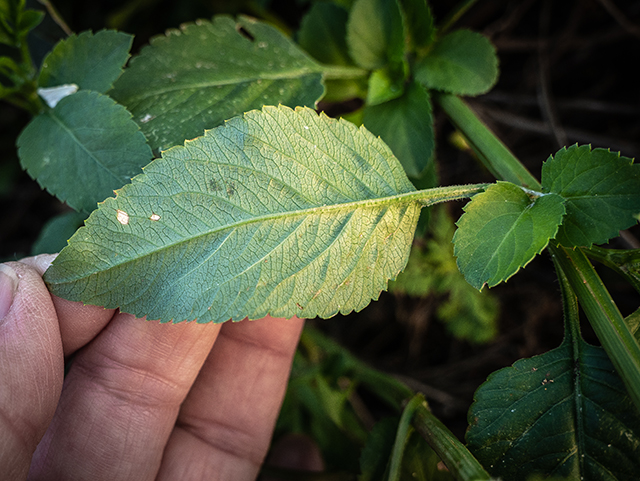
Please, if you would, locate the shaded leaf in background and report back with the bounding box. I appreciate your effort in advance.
[467,328,640,479]
[298,2,352,66]
[346,0,405,70]
[44,106,423,323]
[38,30,133,93]
[626,307,640,343]
[453,181,566,289]
[110,16,325,152]
[297,2,366,103]
[358,417,397,481]
[17,90,153,213]
[542,145,640,248]
[363,81,434,177]
[0,0,44,46]
[415,29,498,96]
[31,210,86,255]
[398,0,435,51]
[585,245,640,294]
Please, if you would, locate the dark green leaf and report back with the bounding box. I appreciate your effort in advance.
[17,90,152,212]
[584,245,640,294]
[542,145,640,247]
[363,81,434,177]
[415,29,498,96]
[31,210,86,255]
[346,0,405,70]
[38,30,133,93]
[44,106,424,323]
[110,15,324,152]
[298,2,352,66]
[397,0,435,50]
[453,181,566,289]
[358,417,397,481]
[17,8,43,34]
[467,335,640,479]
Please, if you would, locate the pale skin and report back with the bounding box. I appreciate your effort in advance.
[0,254,306,481]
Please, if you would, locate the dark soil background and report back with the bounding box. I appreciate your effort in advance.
[2,0,640,440]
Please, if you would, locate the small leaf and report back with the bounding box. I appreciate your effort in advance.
[415,29,498,96]
[363,81,434,177]
[31,210,86,255]
[542,144,640,247]
[298,2,352,66]
[366,61,407,106]
[397,0,435,50]
[17,8,44,34]
[467,336,640,479]
[38,30,133,93]
[346,0,405,70]
[44,106,422,323]
[110,16,324,152]
[17,90,153,212]
[453,181,565,289]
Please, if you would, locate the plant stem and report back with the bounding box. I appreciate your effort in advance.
[411,394,491,481]
[434,92,541,190]
[321,64,369,80]
[438,0,480,36]
[387,395,422,481]
[551,245,640,413]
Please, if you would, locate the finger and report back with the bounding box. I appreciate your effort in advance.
[157,315,304,481]
[28,313,221,481]
[20,254,116,356]
[0,262,64,480]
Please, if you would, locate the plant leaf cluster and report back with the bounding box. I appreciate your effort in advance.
[297,0,498,179]
[454,145,640,290]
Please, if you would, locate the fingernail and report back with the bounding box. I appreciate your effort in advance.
[0,264,19,321]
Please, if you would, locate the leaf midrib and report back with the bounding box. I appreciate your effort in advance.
[48,105,124,185]
[118,68,323,104]
[52,184,484,282]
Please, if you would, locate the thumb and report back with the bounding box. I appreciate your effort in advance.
[0,261,64,479]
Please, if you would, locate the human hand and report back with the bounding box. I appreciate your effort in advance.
[0,254,305,481]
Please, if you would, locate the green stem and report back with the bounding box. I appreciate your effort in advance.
[321,64,369,80]
[387,395,423,481]
[550,245,640,413]
[438,0,480,36]
[434,93,541,190]
[411,395,491,481]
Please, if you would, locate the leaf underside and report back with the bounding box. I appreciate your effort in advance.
[44,106,421,323]
[110,15,325,153]
[17,90,152,213]
[467,337,640,480]
[453,181,565,289]
[542,144,640,247]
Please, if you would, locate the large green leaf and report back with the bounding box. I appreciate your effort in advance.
[17,90,153,213]
[467,303,640,480]
[542,145,640,247]
[44,105,466,323]
[415,29,498,96]
[363,80,434,177]
[110,16,324,152]
[346,0,405,70]
[38,30,133,93]
[453,181,566,289]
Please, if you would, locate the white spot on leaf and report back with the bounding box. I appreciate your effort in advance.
[140,114,155,123]
[37,84,79,108]
[116,210,129,225]
[150,213,160,221]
